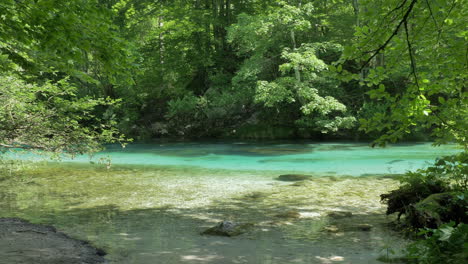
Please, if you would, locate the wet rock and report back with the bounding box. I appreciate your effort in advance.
[277,174,312,181]
[327,211,353,219]
[0,218,106,264]
[274,210,301,219]
[201,221,253,237]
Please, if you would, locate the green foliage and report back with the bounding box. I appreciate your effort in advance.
[381,152,467,220]
[0,0,134,87]
[381,152,468,263]
[87,0,361,138]
[165,89,253,137]
[0,0,134,154]
[406,222,468,264]
[228,2,357,135]
[0,73,127,155]
[426,152,468,191]
[400,152,467,193]
[341,0,468,147]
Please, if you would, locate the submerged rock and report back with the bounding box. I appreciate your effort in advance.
[0,218,106,264]
[277,174,312,181]
[327,211,353,219]
[201,221,253,237]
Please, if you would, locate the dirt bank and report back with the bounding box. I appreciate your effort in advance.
[0,218,106,264]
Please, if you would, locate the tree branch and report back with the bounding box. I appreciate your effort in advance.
[359,0,418,70]
[404,18,462,137]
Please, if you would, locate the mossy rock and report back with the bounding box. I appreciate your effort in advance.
[277,174,312,182]
[201,221,254,237]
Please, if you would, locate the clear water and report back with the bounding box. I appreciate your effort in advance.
[6,141,460,175]
[0,142,462,263]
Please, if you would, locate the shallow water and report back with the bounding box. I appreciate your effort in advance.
[0,142,462,263]
[6,141,460,176]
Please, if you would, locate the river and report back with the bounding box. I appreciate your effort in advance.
[0,141,461,263]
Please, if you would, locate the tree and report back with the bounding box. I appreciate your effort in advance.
[0,0,131,154]
[346,1,467,261]
[0,74,125,154]
[0,0,134,95]
[340,0,467,147]
[228,0,357,134]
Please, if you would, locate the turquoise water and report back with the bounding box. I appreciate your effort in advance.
[0,142,462,263]
[86,142,461,175]
[7,141,461,175]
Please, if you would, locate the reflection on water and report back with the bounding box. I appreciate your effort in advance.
[0,142,461,263]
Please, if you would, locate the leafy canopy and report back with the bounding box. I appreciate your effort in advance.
[340,0,467,147]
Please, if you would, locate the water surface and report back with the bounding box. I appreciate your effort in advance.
[0,142,461,263]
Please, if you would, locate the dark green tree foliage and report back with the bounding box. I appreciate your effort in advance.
[111,0,258,136]
[0,0,133,87]
[228,1,356,134]
[114,0,359,138]
[348,1,467,262]
[0,75,125,154]
[0,0,131,154]
[341,0,467,147]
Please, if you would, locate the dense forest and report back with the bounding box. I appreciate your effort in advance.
[1,0,465,147]
[0,0,467,263]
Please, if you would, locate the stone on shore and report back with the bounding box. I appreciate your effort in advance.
[0,218,106,264]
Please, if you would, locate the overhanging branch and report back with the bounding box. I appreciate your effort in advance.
[359,0,418,70]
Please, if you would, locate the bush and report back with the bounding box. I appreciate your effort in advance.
[381,151,467,222]
[406,222,468,264]
[381,151,467,263]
